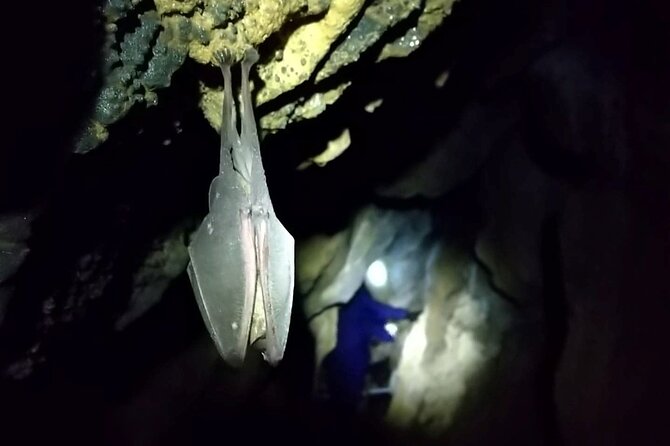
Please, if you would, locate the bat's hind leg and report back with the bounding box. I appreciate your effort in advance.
[240,48,260,149]
[214,48,239,174]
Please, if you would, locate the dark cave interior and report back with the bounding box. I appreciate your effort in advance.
[2,0,669,445]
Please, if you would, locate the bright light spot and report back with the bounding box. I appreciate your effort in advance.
[366,259,388,288]
[385,322,398,337]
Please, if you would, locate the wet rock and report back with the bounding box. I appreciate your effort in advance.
[387,262,515,435]
[297,205,432,318]
[79,0,453,152]
[378,0,458,60]
[0,213,34,326]
[378,96,518,199]
[315,0,422,82]
[76,9,190,153]
[475,141,564,304]
[115,225,191,330]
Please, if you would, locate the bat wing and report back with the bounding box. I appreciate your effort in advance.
[189,48,295,367]
[188,174,256,367]
[260,213,295,365]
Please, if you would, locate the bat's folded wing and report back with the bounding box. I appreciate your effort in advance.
[262,214,295,365]
[188,175,255,367]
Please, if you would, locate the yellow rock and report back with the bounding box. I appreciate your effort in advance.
[256,0,366,104]
[187,0,307,65]
[298,127,351,169]
[202,80,350,135]
[259,82,351,131]
[154,0,198,15]
[199,83,225,134]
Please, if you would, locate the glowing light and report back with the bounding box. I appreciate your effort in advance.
[384,322,398,337]
[366,259,388,288]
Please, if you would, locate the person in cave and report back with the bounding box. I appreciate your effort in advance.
[322,284,408,412]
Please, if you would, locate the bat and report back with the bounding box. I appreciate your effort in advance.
[187,48,295,367]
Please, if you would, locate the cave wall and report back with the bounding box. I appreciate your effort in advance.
[1,0,669,445]
[298,1,670,443]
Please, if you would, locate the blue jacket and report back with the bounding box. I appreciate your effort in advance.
[322,285,408,409]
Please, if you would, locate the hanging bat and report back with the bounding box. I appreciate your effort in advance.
[187,48,295,367]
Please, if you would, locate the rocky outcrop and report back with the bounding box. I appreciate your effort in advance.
[78,0,458,152]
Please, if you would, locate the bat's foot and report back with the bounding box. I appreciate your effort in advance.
[214,48,234,68]
[242,47,259,67]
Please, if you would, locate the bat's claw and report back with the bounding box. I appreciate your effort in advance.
[214,48,234,68]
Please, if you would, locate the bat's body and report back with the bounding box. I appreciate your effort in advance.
[187,49,295,367]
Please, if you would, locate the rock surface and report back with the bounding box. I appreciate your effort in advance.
[3,2,668,445]
[78,0,457,152]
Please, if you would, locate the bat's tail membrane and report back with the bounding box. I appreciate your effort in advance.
[188,175,256,367]
[259,214,295,365]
